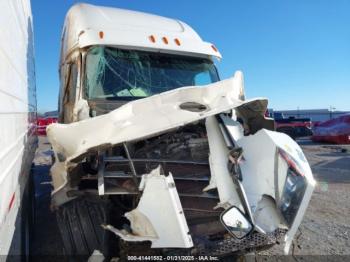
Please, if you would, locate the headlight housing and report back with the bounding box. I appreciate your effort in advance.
[278,149,307,226]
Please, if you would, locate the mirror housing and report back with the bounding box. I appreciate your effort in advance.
[220,206,253,239]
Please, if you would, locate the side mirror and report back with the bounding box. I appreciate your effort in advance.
[220,206,253,239]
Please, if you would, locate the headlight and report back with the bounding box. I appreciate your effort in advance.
[278,149,307,226]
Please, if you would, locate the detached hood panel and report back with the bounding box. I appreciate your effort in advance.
[47,74,267,165]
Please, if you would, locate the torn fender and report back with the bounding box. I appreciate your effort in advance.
[223,120,315,254]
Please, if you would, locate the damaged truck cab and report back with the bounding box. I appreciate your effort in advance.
[48,3,315,258]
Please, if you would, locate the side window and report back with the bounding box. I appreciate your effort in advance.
[62,63,78,123]
[64,63,78,104]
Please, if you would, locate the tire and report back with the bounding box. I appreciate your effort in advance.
[56,197,111,258]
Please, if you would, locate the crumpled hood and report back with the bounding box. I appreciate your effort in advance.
[47,73,267,166]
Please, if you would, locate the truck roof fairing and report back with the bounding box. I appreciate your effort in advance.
[60,3,221,63]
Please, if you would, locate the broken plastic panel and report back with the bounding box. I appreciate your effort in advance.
[104,167,193,248]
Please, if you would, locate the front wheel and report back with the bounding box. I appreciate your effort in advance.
[55,197,113,258]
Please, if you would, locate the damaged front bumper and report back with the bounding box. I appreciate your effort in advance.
[47,72,315,256]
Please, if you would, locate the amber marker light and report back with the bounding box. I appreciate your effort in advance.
[174,38,181,46]
[149,35,156,43]
[162,37,169,44]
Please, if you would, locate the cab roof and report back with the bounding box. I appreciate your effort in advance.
[60,3,221,62]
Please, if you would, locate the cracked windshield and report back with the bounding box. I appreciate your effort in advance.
[84,46,219,100]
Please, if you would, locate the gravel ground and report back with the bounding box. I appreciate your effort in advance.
[31,136,350,260]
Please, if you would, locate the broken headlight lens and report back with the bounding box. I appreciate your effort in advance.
[278,149,307,226]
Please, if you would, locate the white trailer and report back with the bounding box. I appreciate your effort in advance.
[0,0,37,256]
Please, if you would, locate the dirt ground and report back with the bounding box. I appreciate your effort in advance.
[31,136,350,260]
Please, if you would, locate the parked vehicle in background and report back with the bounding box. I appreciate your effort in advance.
[37,117,58,136]
[269,111,313,139]
[312,114,350,144]
[47,3,315,259]
[0,0,37,257]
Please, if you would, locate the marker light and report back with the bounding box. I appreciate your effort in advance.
[149,35,156,43]
[174,38,181,46]
[162,37,169,44]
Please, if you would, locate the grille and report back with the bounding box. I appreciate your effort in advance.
[194,228,287,257]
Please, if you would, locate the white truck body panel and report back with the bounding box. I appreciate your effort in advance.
[0,0,37,255]
[60,3,221,64]
[205,116,243,209]
[235,129,315,249]
[127,167,193,248]
[103,168,193,248]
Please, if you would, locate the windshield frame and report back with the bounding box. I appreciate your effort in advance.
[82,46,220,101]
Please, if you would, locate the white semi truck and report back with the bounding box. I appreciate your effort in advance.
[0,0,37,257]
[48,3,315,259]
